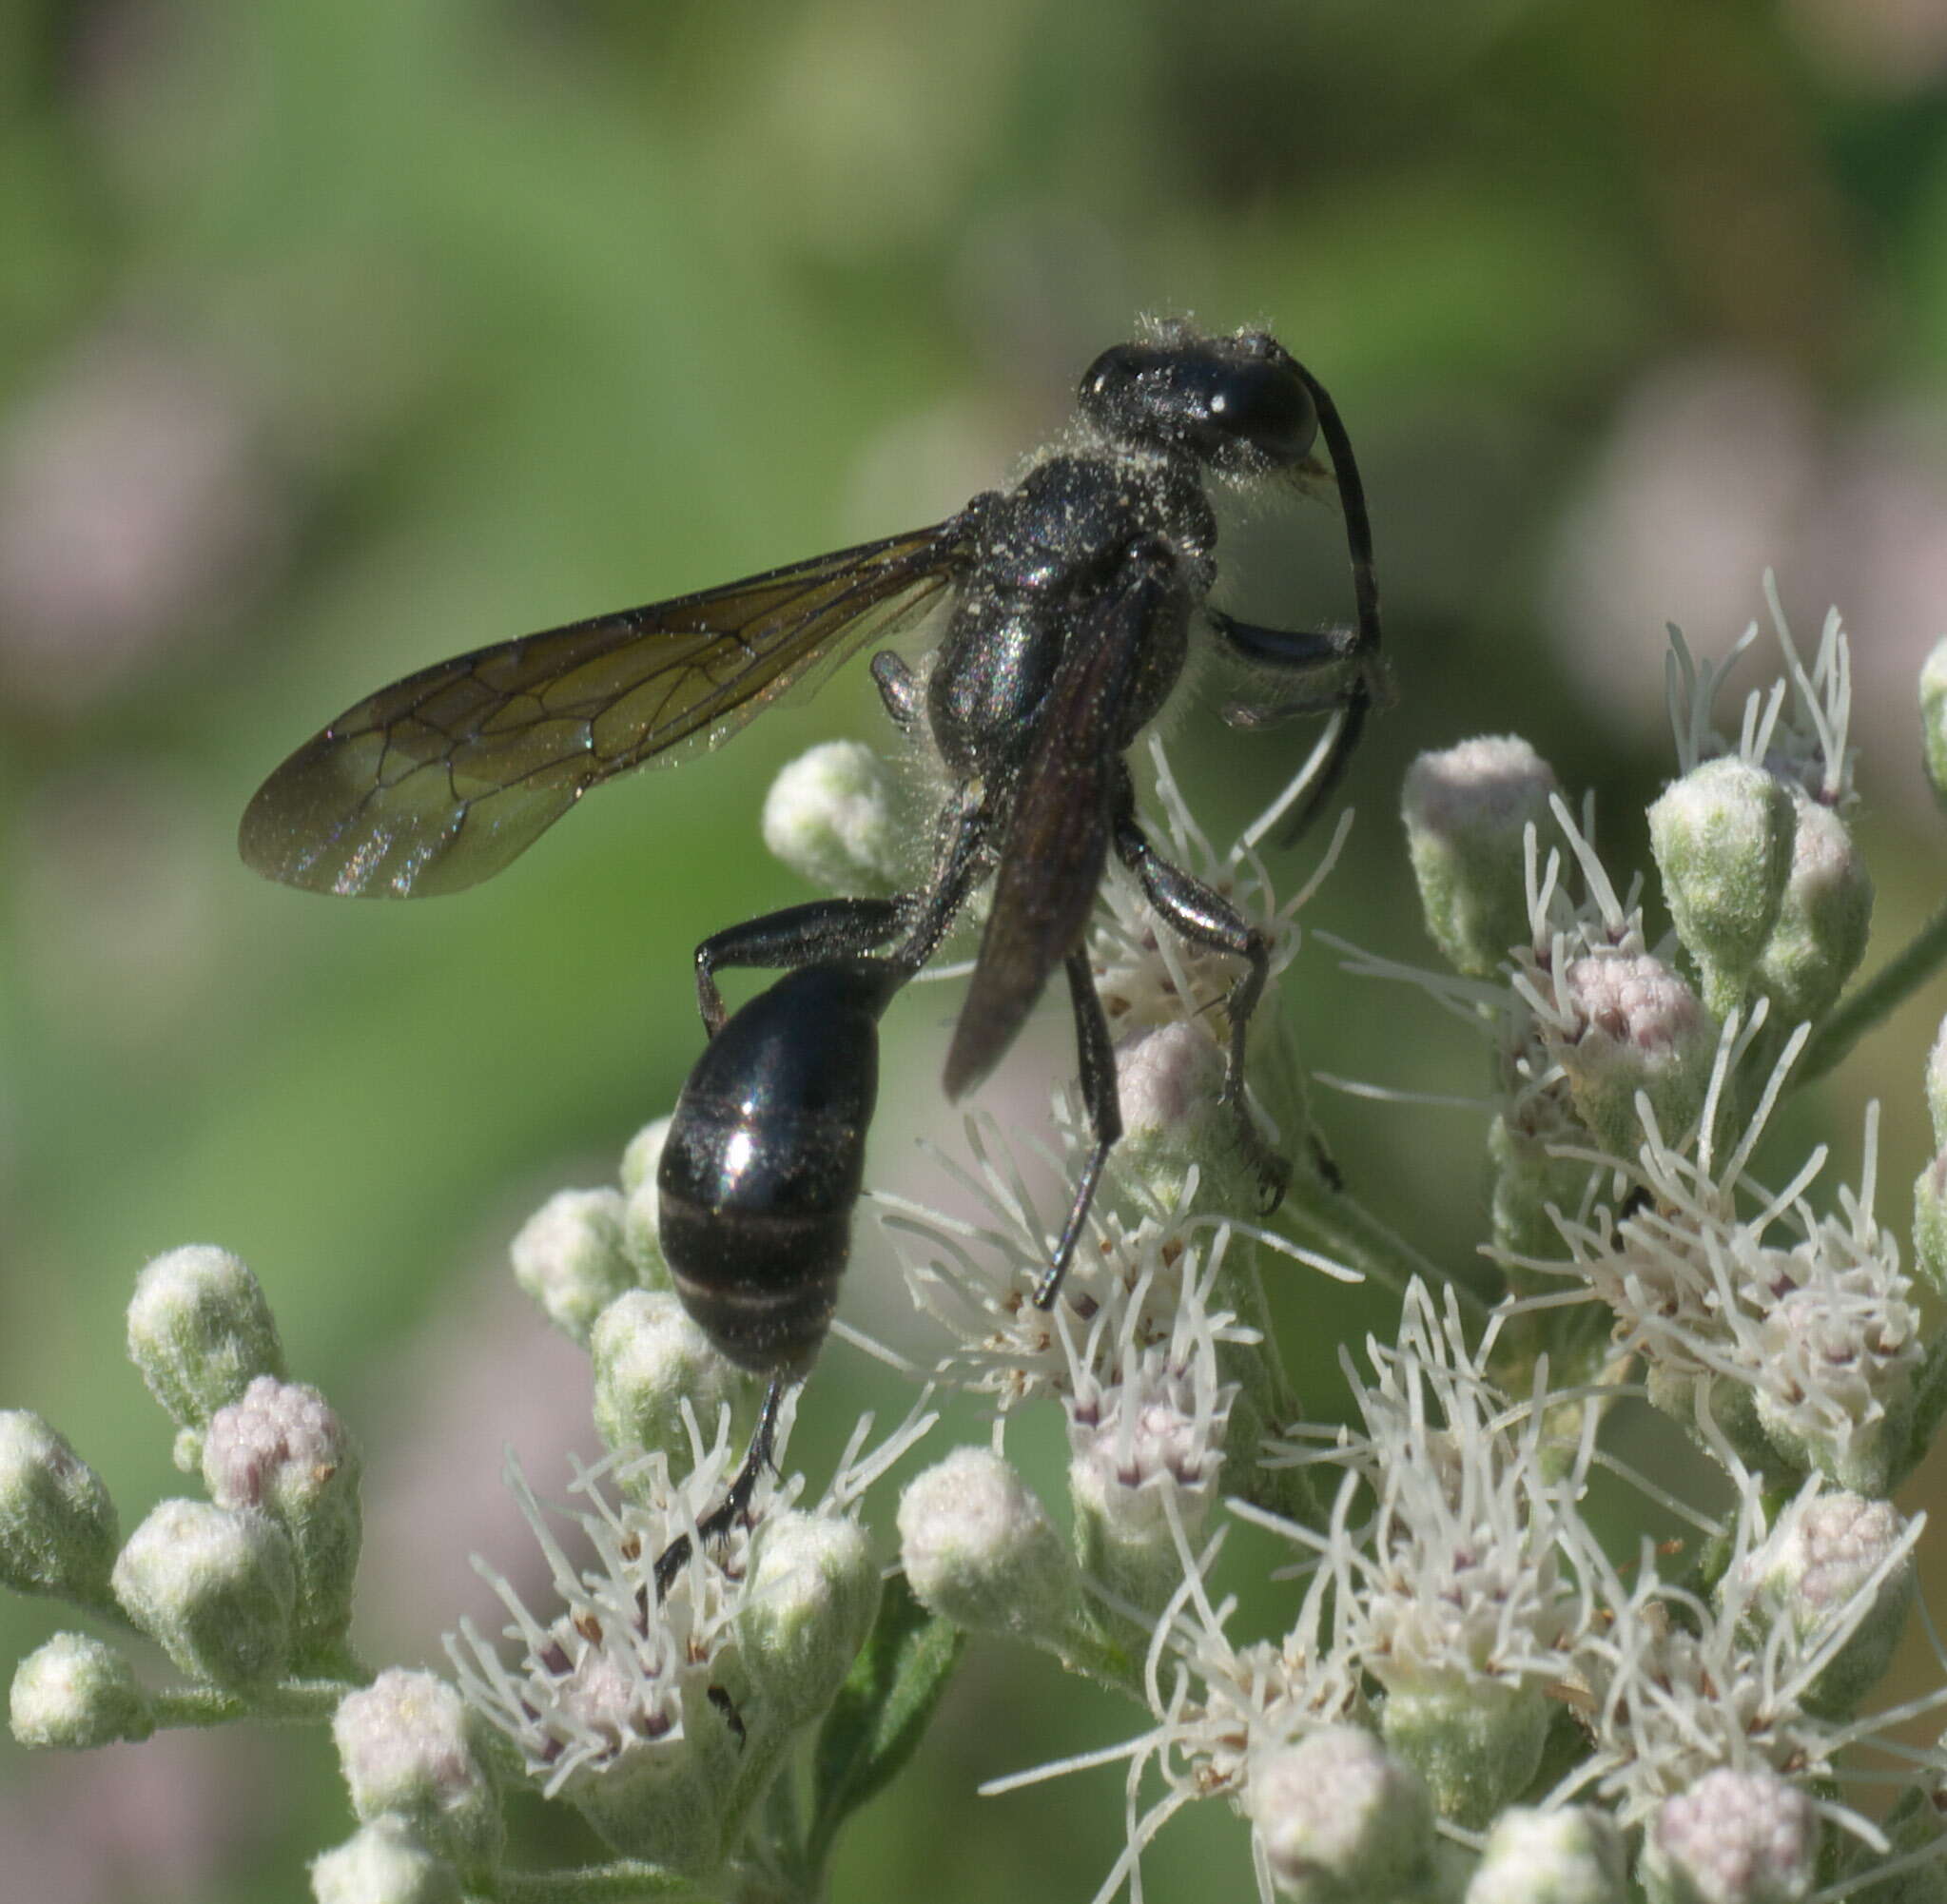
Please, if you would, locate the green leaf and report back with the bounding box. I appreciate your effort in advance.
[803,1573,964,1875]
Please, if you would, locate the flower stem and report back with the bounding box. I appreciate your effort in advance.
[493,1864,693,1901]
[1280,1176,1492,1322]
[150,1675,360,1729]
[1796,895,1947,1085]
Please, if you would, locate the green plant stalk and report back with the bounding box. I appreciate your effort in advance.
[1797,895,1947,1085]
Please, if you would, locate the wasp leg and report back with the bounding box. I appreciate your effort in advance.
[1111,815,1292,1211]
[870,650,923,734]
[693,795,987,1030]
[651,1370,792,1602]
[1210,609,1365,679]
[695,898,905,1032]
[1033,950,1124,1311]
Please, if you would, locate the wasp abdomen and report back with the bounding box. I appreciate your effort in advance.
[657,962,902,1375]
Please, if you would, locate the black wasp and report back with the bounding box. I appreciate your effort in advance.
[242,316,1382,1360]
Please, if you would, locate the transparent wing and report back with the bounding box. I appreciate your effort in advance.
[240,520,967,898]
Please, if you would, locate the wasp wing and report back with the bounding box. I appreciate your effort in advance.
[942,557,1164,1100]
[239,520,968,898]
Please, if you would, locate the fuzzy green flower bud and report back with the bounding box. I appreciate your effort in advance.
[762,739,909,895]
[333,1668,502,1878]
[1488,1111,1599,1262]
[1730,1490,1913,1718]
[1466,1805,1626,1904]
[1551,951,1716,1156]
[1920,637,1947,815]
[311,1820,462,1904]
[1926,1020,1947,1151]
[618,1116,672,1287]
[592,1289,755,1467]
[1916,1149,1947,1300]
[10,1632,154,1749]
[127,1246,285,1460]
[898,1447,1083,1647]
[203,1376,361,1645]
[1751,790,1871,1025]
[1641,1767,1818,1904]
[1380,1681,1553,1831]
[736,1511,881,1726]
[112,1499,296,1687]
[1403,736,1561,976]
[1246,1726,1437,1904]
[1648,758,1795,1008]
[0,1411,117,1604]
[510,1188,633,1345]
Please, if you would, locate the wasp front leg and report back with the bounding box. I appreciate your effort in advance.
[1111,812,1295,1213]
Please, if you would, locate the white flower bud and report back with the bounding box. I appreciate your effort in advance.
[1466,1805,1627,1904]
[1641,1767,1818,1904]
[736,1512,880,1726]
[1920,636,1947,816]
[762,739,909,895]
[618,1115,671,1198]
[1379,1681,1553,1831]
[1731,1491,1913,1718]
[1068,1355,1232,1615]
[1752,791,1871,1026]
[1117,1019,1226,1136]
[1245,1725,1436,1903]
[10,1632,153,1749]
[1552,951,1715,1155]
[204,1376,361,1643]
[591,1290,752,1467]
[1109,1022,1274,1215]
[112,1498,295,1687]
[510,1188,633,1345]
[898,1447,1081,1645]
[127,1246,285,1447]
[332,1668,502,1878]
[0,1411,118,1603]
[1404,736,1561,976]
[618,1117,673,1288]
[1752,1280,1917,1496]
[1648,758,1795,1007]
[311,1820,462,1904]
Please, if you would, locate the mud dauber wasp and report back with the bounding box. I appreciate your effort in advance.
[242,321,1384,1582]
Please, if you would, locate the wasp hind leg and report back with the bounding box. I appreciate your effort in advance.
[1032,950,1124,1311]
[651,1370,793,1603]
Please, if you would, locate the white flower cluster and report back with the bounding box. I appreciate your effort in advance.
[447,1395,923,1877]
[13,584,1947,1904]
[1535,1018,1923,1495]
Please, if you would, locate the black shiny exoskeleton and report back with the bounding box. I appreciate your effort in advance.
[658,961,900,1375]
[652,960,899,1596]
[241,320,1383,1308]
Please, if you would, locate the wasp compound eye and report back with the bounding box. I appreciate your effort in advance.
[1206,360,1318,467]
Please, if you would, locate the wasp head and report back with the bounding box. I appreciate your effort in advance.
[1077,325,1321,477]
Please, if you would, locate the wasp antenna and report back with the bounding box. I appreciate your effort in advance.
[1276,363,1382,848]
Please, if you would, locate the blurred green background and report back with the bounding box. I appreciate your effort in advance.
[6,1,1947,1897]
